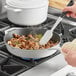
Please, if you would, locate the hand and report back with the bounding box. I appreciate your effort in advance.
[63,3,76,18]
[65,50,76,67]
[62,40,76,67]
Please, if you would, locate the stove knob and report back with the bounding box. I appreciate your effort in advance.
[66,72,76,76]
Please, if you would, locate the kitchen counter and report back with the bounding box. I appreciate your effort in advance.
[18,54,67,76]
[50,65,76,76]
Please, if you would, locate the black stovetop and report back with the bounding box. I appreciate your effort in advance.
[0,17,75,76]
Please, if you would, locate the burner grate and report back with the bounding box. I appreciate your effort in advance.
[0,50,29,76]
[0,18,54,27]
[0,16,75,76]
[0,45,60,76]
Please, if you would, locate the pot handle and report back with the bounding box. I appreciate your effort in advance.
[5,27,22,34]
[4,5,22,12]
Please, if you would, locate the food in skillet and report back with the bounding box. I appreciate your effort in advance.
[7,34,58,50]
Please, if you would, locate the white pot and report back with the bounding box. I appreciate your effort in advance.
[5,0,48,26]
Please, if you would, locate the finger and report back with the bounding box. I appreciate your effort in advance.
[65,56,73,66]
[61,42,72,54]
[61,48,69,54]
[65,51,76,61]
[65,53,76,67]
[66,13,72,17]
[68,50,76,55]
[65,53,73,65]
[71,13,76,18]
[63,6,73,12]
[66,14,70,17]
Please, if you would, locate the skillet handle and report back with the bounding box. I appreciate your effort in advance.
[49,46,67,56]
[5,27,22,34]
[48,46,61,52]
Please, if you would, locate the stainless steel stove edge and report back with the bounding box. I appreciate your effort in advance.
[48,14,76,26]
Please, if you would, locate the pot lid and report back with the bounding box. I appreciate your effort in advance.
[6,0,48,8]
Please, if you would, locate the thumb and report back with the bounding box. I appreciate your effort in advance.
[63,6,73,12]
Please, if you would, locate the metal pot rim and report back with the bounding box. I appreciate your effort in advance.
[6,0,48,9]
[4,27,61,51]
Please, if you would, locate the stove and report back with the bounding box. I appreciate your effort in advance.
[0,14,75,76]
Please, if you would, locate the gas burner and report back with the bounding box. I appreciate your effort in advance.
[0,15,75,76]
[0,21,10,31]
[0,50,28,76]
[0,17,64,34]
[69,27,76,38]
[0,31,4,43]
[0,45,60,76]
